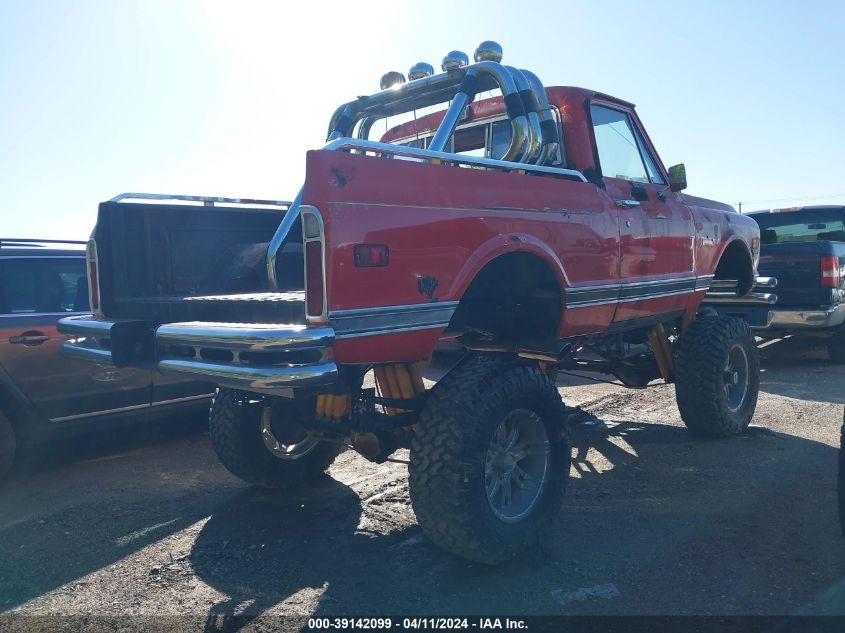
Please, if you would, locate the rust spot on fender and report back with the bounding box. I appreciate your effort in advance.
[329,167,349,187]
[417,275,439,300]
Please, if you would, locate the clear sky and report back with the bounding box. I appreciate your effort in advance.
[1,0,843,240]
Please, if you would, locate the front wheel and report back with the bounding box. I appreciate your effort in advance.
[208,388,341,489]
[409,355,570,565]
[674,314,760,437]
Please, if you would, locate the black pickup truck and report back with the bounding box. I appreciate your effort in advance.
[739,206,845,361]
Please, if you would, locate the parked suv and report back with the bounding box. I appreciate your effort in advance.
[0,238,214,478]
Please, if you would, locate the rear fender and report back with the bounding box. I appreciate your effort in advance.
[446,234,569,299]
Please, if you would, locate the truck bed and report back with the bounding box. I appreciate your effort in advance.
[94,200,305,324]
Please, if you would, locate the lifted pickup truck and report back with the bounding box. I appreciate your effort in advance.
[735,206,845,361]
[61,42,767,563]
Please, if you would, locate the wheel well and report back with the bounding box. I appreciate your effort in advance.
[714,240,754,296]
[448,252,562,342]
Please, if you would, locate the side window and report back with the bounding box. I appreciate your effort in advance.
[0,258,89,315]
[591,105,664,184]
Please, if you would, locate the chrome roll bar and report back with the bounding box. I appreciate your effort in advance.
[268,61,566,290]
[320,138,586,179]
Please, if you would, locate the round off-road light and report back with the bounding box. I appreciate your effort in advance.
[474,40,503,63]
[379,71,406,91]
[441,50,469,72]
[408,62,435,80]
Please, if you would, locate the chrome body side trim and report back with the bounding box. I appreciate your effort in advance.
[49,393,213,423]
[150,393,215,407]
[329,301,459,339]
[50,402,151,423]
[564,276,705,309]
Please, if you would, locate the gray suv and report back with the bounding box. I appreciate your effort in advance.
[0,238,214,478]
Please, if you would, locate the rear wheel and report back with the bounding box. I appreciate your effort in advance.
[409,355,570,564]
[0,411,16,480]
[208,388,341,489]
[674,314,760,437]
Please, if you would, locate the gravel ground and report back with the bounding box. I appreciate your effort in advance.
[1,336,843,628]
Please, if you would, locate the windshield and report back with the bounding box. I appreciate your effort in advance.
[752,209,845,244]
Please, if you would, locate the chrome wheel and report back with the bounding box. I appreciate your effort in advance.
[260,405,320,460]
[484,409,550,523]
[723,343,750,412]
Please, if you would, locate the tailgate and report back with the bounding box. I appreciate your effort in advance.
[756,242,828,307]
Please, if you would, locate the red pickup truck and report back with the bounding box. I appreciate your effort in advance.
[60,42,768,563]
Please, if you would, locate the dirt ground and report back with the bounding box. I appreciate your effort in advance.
[1,336,844,628]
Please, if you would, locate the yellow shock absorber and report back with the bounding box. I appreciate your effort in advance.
[374,363,427,414]
[316,394,328,419]
[331,393,349,420]
[648,323,675,382]
[316,393,349,421]
[409,361,426,396]
[374,365,396,415]
[394,363,415,400]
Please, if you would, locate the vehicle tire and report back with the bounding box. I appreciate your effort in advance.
[409,355,570,564]
[0,411,16,480]
[208,388,341,489]
[828,331,845,364]
[674,314,760,437]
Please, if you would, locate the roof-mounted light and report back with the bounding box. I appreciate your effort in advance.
[379,71,406,91]
[473,40,503,63]
[408,62,435,81]
[441,50,469,72]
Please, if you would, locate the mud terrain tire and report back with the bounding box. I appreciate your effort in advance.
[409,355,570,564]
[0,411,16,480]
[674,314,759,437]
[209,388,341,489]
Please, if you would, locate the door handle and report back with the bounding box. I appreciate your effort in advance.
[10,331,49,346]
[615,199,640,209]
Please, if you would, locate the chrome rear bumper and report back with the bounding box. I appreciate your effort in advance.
[58,316,337,394]
[766,305,845,330]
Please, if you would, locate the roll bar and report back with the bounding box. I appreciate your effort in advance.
[268,60,574,290]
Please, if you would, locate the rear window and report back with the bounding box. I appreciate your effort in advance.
[752,210,845,244]
[0,257,89,315]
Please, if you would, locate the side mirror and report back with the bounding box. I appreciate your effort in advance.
[668,163,687,192]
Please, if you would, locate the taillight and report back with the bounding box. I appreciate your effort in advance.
[86,238,101,315]
[821,255,841,288]
[302,208,325,318]
[305,241,324,316]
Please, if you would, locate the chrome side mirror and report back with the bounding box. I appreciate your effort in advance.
[668,163,687,192]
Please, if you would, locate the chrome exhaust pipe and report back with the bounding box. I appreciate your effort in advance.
[505,66,542,163]
[520,69,559,165]
[703,292,778,305]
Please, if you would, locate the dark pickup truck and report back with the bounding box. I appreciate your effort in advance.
[737,206,845,361]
